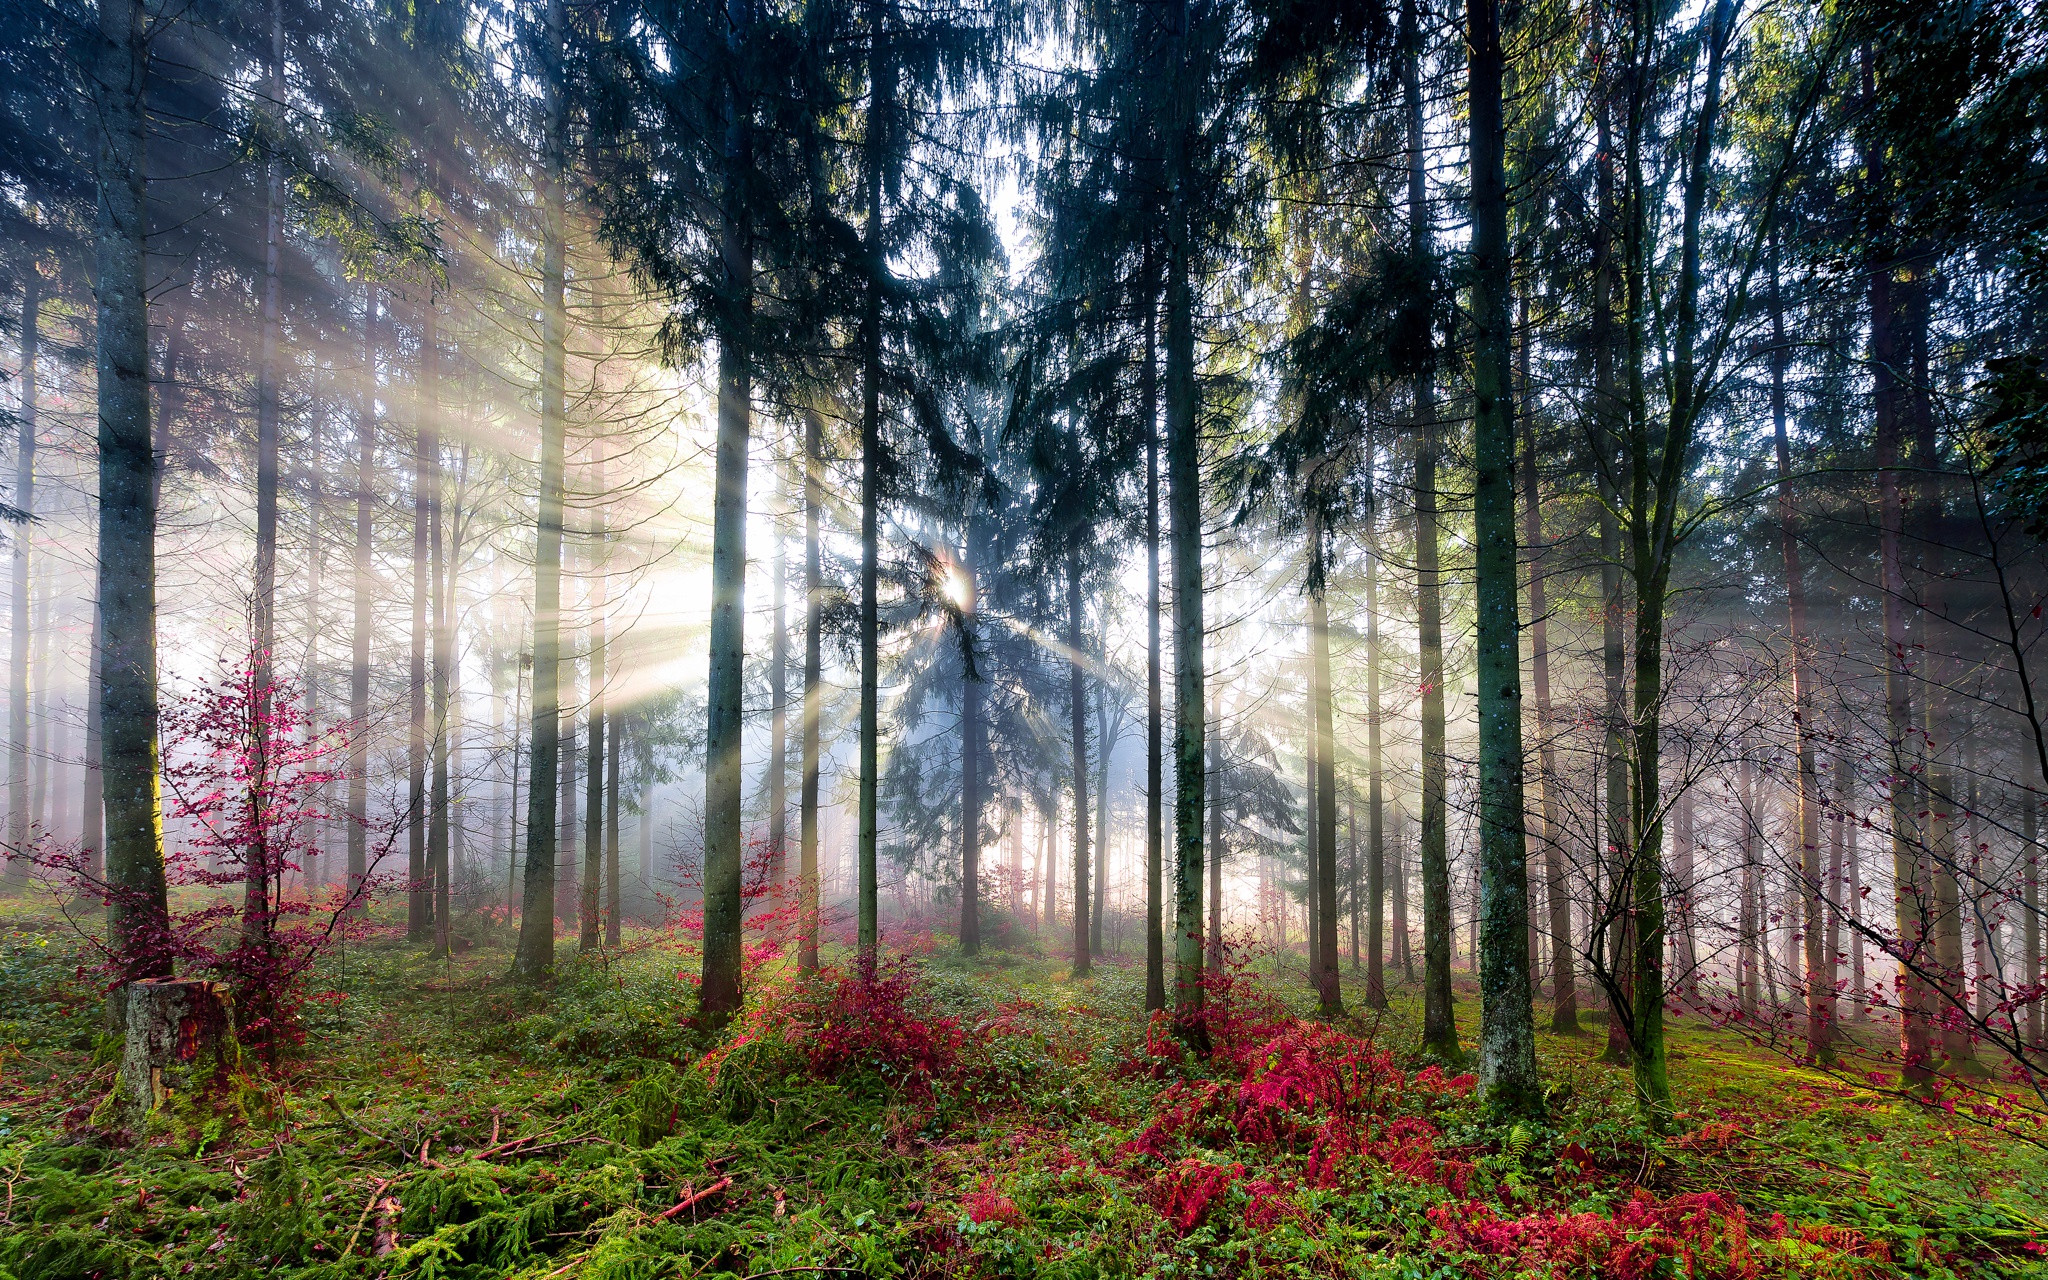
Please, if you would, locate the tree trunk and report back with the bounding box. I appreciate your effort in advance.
[1769,235,1829,1064]
[512,0,568,983]
[430,344,454,959]
[1163,0,1205,1038]
[1304,692,1319,979]
[245,0,285,950]
[1522,345,1575,1035]
[94,0,171,1012]
[699,0,756,1019]
[1309,514,1342,1017]
[5,260,37,888]
[580,487,606,953]
[1068,546,1092,977]
[1869,201,1933,1083]
[769,462,788,890]
[1091,679,1111,958]
[1365,478,1387,1010]
[800,409,824,974]
[1144,255,1165,1010]
[1468,0,1538,1115]
[408,287,433,943]
[1208,727,1225,973]
[605,710,621,946]
[84,598,104,884]
[960,591,983,955]
[348,284,377,914]
[1404,0,1456,1065]
[2026,796,2040,1049]
[855,0,894,978]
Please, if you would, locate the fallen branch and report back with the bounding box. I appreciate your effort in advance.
[656,1176,732,1221]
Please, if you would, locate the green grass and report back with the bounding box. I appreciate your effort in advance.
[1,898,2045,1278]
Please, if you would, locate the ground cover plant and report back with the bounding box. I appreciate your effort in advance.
[3,897,2045,1280]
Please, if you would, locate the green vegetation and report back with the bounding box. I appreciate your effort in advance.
[3,904,2043,1279]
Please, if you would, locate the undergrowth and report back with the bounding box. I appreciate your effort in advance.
[1,899,2045,1278]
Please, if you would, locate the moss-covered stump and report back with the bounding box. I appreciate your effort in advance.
[112,977,242,1125]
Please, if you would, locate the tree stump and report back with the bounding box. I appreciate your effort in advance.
[120,977,240,1116]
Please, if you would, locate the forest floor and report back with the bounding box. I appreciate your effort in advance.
[3,901,2048,1278]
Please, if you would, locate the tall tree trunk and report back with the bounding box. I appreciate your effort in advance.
[1348,791,1361,971]
[769,466,788,892]
[1404,0,1456,1065]
[1092,681,1110,958]
[1522,337,1576,1034]
[1163,0,1206,1038]
[5,261,37,888]
[1739,757,1758,1016]
[408,290,433,944]
[959,492,984,954]
[94,0,170,1006]
[700,0,754,1017]
[512,0,568,983]
[580,484,606,953]
[2026,796,2040,1049]
[1905,269,1973,1072]
[855,0,894,978]
[1364,464,1387,1008]
[430,340,454,960]
[84,599,103,884]
[799,409,824,974]
[349,285,377,913]
[1309,513,1342,1017]
[1068,545,1091,977]
[245,0,285,952]
[605,710,621,945]
[1468,0,1538,1114]
[1208,726,1225,972]
[1144,255,1165,1010]
[1304,692,1319,978]
[1865,87,1933,1076]
[1770,234,1830,1064]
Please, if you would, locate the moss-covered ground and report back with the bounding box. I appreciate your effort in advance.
[2,901,2045,1278]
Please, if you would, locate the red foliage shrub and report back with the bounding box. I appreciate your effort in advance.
[1153,1157,1244,1234]
[961,1179,1024,1228]
[1427,1189,1891,1279]
[705,959,973,1105]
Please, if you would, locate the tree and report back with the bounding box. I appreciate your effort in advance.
[1466,0,1540,1118]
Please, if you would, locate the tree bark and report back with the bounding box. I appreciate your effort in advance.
[512,0,568,983]
[1163,0,1206,1040]
[1866,93,1933,1076]
[699,0,754,1017]
[580,484,607,953]
[855,0,894,978]
[1365,472,1387,1010]
[1144,254,1165,1010]
[1522,339,1576,1035]
[799,409,824,974]
[959,562,983,955]
[1309,513,1341,1018]
[408,288,433,943]
[94,0,171,1013]
[348,285,378,913]
[1468,0,1539,1116]
[769,463,788,890]
[1068,545,1091,977]
[1770,234,1830,1064]
[5,260,37,888]
[1404,0,1457,1065]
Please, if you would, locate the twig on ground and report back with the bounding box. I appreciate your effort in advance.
[656,1176,732,1221]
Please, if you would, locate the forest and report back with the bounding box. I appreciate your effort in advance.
[1,0,2047,1274]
